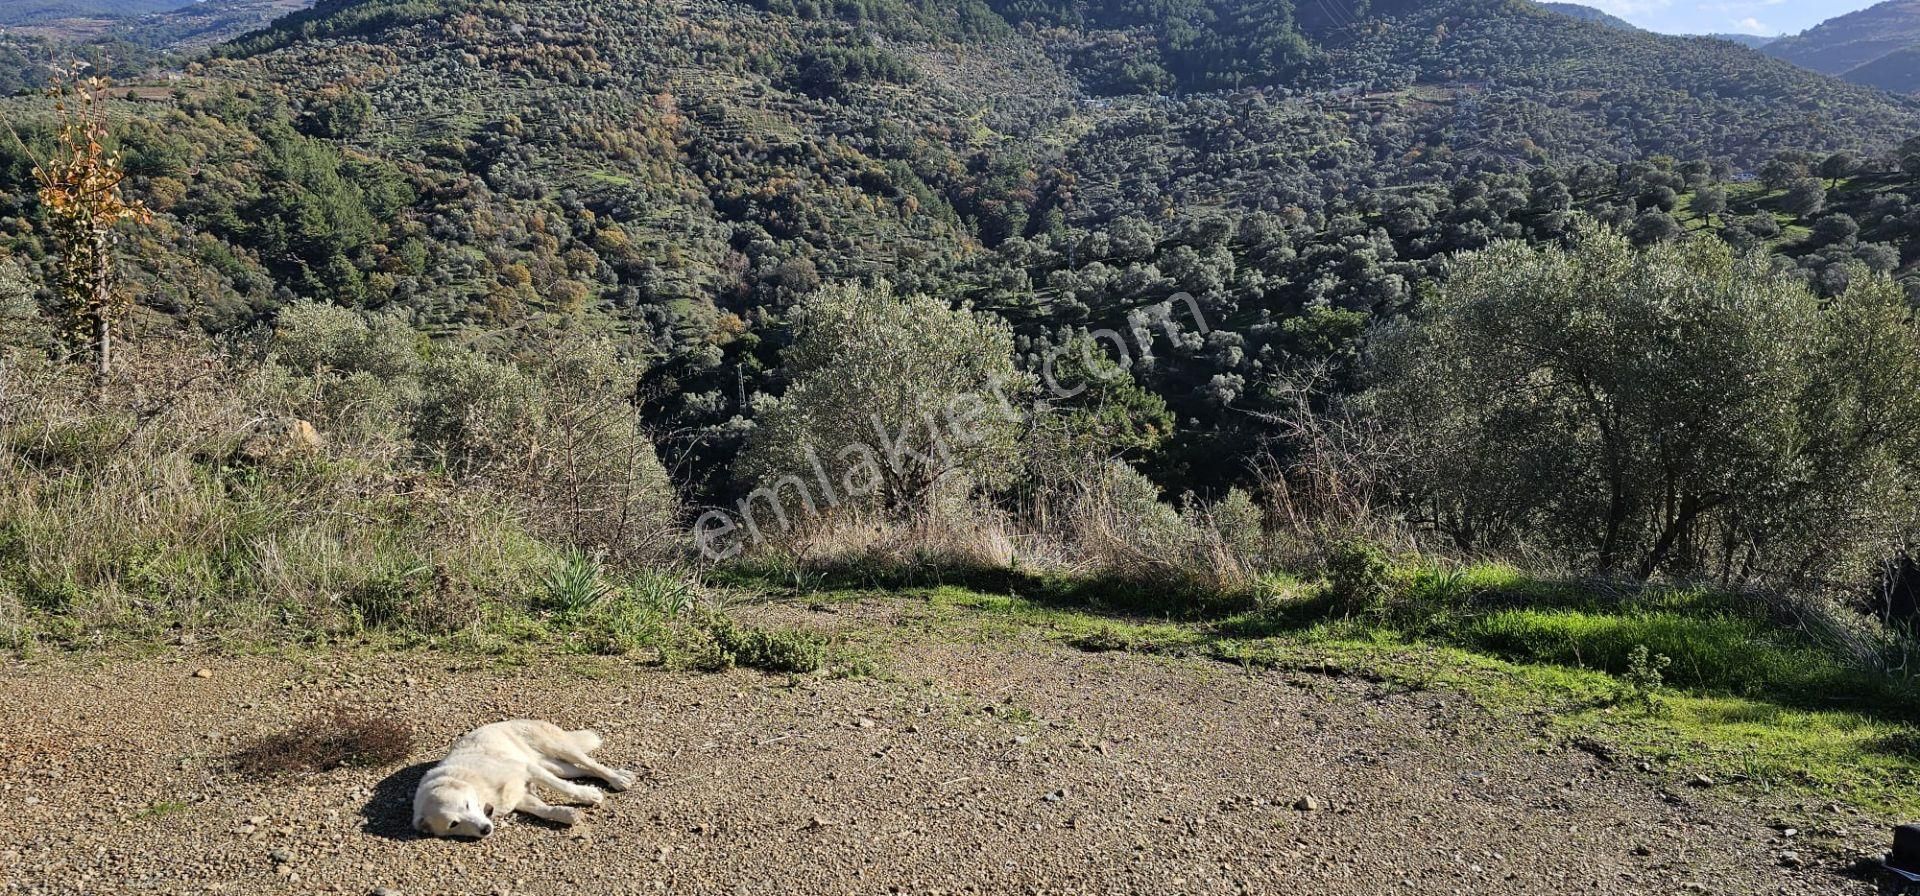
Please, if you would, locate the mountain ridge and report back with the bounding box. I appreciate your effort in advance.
[1764,0,1920,94]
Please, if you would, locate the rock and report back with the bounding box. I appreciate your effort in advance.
[270,848,292,863]
[1777,851,1803,868]
[856,717,875,729]
[371,889,400,896]
[236,418,324,464]
[193,668,213,679]
[1632,844,1653,857]
[1043,789,1067,803]
[1293,796,1319,812]
[1686,774,1714,788]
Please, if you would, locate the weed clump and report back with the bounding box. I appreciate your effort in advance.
[231,705,414,777]
[536,550,614,617]
[696,618,826,673]
[1326,541,1393,619]
[1613,643,1671,712]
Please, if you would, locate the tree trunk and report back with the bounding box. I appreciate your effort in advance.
[95,314,109,379]
[92,225,112,379]
[1638,495,1708,581]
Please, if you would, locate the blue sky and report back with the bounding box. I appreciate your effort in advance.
[1578,0,1882,36]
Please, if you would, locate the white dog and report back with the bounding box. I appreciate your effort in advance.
[412,720,636,838]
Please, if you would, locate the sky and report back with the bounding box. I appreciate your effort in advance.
[1578,0,1884,36]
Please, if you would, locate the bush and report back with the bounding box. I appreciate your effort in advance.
[0,336,593,645]
[699,617,826,673]
[1326,541,1393,619]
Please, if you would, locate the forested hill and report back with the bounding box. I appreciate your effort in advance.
[1765,0,1920,92]
[3,0,1920,496]
[1533,3,1640,32]
[0,0,186,26]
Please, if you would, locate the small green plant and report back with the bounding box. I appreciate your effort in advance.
[1616,643,1672,712]
[1326,541,1394,620]
[135,800,190,820]
[629,571,699,617]
[537,550,612,617]
[698,616,826,673]
[1407,566,1471,606]
[829,648,884,680]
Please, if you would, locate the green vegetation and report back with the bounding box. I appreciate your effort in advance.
[5,0,1920,833]
[1764,0,1920,94]
[842,566,1920,820]
[1370,228,1920,584]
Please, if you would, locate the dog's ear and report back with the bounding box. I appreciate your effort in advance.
[413,816,430,835]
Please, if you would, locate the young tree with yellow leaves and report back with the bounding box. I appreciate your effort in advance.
[32,76,151,377]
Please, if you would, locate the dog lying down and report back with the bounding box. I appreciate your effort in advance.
[413,720,636,839]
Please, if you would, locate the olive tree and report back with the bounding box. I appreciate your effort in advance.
[1369,226,1920,586]
[736,282,1033,520]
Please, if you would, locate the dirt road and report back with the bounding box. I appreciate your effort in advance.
[0,600,1875,895]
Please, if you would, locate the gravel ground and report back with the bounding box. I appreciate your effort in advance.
[0,601,1882,895]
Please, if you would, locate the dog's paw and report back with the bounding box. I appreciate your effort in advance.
[571,785,605,806]
[549,806,583,826]
[604,769,636,792]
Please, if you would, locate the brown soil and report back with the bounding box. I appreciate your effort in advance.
[0,600,1875,895]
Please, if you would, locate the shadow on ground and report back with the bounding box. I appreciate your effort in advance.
[360,761,435,840]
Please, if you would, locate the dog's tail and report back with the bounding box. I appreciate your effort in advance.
[567,729,602,753]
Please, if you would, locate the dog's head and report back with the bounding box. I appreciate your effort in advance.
[412,779,495,839]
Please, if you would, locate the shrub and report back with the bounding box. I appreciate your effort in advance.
[736,281,1033,519]
[700,617,826,673]
[1326,541,1393,619]
[1617,643,1671,711]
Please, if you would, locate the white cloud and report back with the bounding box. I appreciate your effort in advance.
[1733,16,1771,33]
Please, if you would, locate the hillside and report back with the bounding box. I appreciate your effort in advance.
[0,0,185,26]
[0,0,309,45]
[9,1,1920,877]
[115,0,314,47]
[1844,40,1920,94]
[1706,33,1776,50]
[1534,2,1639,32]
[1765,0,1920,93]
[0,0,1911,498]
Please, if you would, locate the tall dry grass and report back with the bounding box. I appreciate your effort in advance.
[0,318,685,648]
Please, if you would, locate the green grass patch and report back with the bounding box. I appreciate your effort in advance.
[134,800,191,820]
[1459,607,1896,705]
[889,562,1920,821]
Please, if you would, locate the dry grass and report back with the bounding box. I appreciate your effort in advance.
[231,705,415,777]
[0,334,610,643]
